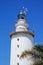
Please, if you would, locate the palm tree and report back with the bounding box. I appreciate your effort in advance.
[20,45,43,65]
[33,45,43,65]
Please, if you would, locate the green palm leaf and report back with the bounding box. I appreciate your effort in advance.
[20,45,43,65]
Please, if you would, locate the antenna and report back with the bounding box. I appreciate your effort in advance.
[25,8,28,12]
[24,8,28,15]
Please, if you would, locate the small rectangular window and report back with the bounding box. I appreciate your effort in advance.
[17,54,19,57]
[17,38,19,41]
[17,63,19,65]
[17,45,19,48]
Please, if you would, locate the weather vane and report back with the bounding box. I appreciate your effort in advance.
[20,7,28,15]
[22,7,28,15]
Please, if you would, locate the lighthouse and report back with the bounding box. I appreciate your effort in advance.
[10,10,34,65]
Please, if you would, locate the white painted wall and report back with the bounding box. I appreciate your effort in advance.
[16,26,28,31]
[10,33,34,65]
[15,19,28,32]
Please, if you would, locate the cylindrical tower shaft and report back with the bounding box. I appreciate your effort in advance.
[10,10,34,65]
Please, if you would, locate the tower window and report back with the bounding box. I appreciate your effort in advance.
[21,16,24,19]
[17,63,19,65]
[17,54,19,57]
[17,45,19,48]
[17,38,19,41]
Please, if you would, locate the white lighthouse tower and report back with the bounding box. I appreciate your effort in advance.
[10,10,34,65]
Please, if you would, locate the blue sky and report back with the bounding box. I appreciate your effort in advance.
[0,0,43,65]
